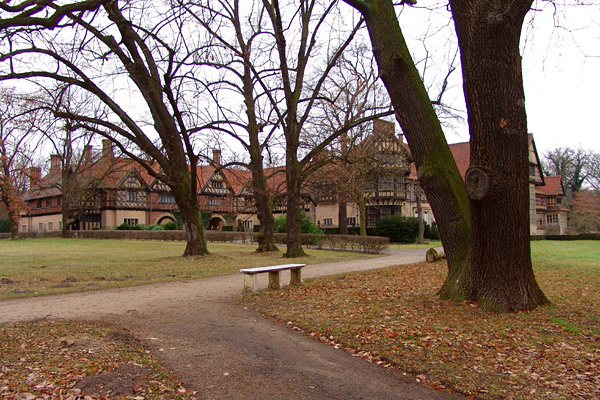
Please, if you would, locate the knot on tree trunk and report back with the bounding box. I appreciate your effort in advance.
[465,167,489,201]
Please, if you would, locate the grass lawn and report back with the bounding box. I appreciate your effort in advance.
[246,240,600,400]
[0,238,380,299]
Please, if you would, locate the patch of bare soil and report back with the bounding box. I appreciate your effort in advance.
[75,363,154,399]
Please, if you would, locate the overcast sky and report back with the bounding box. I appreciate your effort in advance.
[521,1,600,156]
[408,1,600,156]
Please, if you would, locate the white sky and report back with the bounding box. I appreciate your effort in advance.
[6,1,598,163]
[521,2,600,156]
[401,1,600,156]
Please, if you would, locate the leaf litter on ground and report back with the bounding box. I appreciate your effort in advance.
[244,260,600,400]
[0,321,196,399]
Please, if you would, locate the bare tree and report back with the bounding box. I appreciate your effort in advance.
[176,0,285,252]
[544,147,591,201]
[0,87,40,239]
[0,0,213,256]
[588,152,600,192]
[258,0,401,257]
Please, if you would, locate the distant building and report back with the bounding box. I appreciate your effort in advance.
[20,141,289,234]
[308,121,567,235]
[19,123,567,236]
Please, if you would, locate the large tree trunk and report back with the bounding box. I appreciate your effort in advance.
[177,197,208,257]
[249,152,278,253]
[168,166,208,257]
[284,142,306,258]
[450,0,549,312]
[349,0,471,300]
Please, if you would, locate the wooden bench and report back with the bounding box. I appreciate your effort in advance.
[240,263,306,292]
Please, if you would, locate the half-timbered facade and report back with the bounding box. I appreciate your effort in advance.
[308,121,567,235]
[19,123,567,236]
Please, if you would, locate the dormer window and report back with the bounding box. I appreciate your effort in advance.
[127,176,137,186]
[211,180,224,189]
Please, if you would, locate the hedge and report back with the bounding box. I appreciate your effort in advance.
[0,230,389,253]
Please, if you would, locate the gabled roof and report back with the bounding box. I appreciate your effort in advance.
[116,167,151,191]
[536,176,564,196]
[24,156,156,200]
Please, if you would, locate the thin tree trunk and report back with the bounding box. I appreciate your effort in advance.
[9,210,18,239]
[416,185,424,244]
[450,0,548,311]
[347,0,471,300]
[358,194,367,236]
[338,200,348,235]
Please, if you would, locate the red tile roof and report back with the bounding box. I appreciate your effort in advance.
[536,175,564,196]
[408,141,471,180]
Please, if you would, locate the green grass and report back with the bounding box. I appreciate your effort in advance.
[246,240,600,400]
[0,238,379,299]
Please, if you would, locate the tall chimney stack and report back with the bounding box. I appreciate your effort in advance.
[102,139,114,159]
[28,167,41,187]
[212,149,221,165]
[83,145,92,162]
[50,154,61,170]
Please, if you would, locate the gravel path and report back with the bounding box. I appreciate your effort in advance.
[1,250,463,399]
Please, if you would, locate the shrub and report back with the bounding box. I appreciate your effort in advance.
[424,222,440,240]
[375,215,419,243]
[253,224,261,233]
[0,217,11,233]
[163,221,177,230]
[115,223,131,230]
[273,211,323,234]
[222,225,234,232]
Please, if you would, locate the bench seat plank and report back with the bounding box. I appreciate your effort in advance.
[240,264,306,292]
[240,264,305,274]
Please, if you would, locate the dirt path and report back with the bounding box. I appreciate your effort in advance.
[1,251,462,399]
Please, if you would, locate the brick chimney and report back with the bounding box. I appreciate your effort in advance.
[373,119,395,136]
[50,154,61,170]
[212,149,221,165]
[83,145,92,162]
[102,139,113,159]
[28,167,41,187]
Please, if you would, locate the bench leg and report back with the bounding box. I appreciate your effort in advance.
[243,274,257,292]
[290,268,303,286]
[268,271,280,290]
